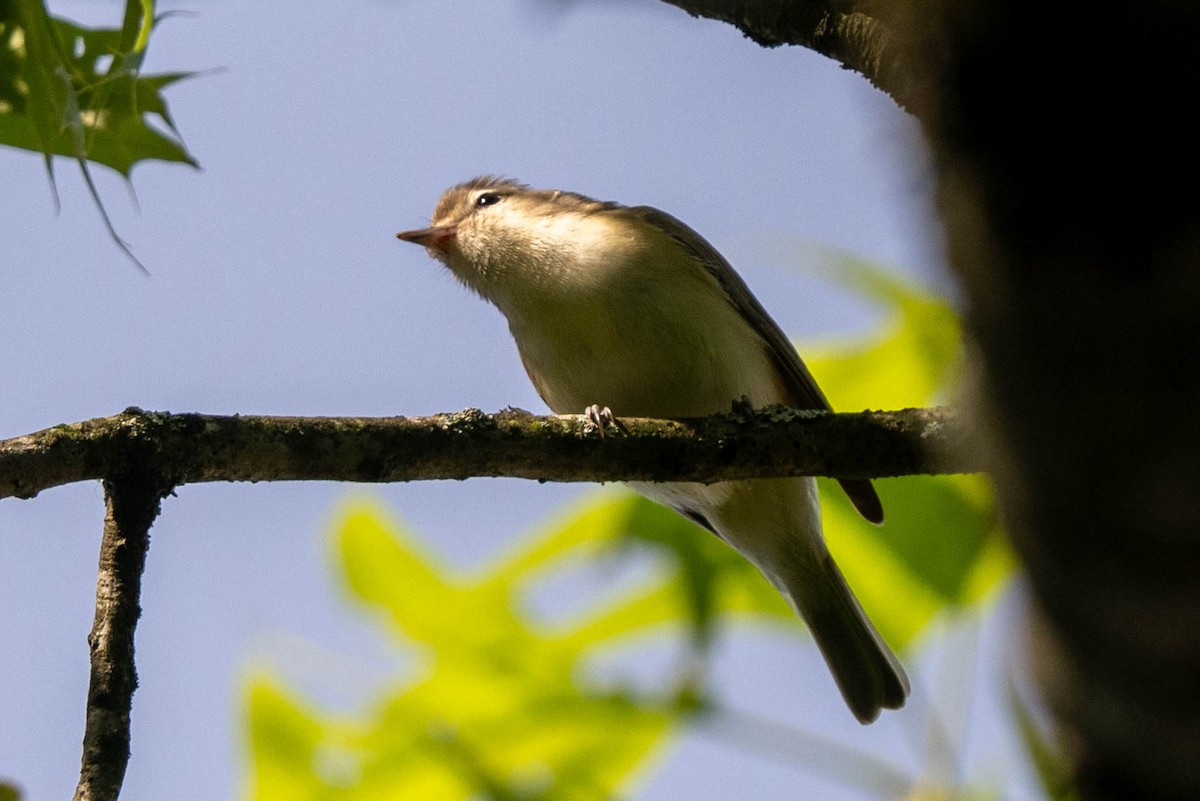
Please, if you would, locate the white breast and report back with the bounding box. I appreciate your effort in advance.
[501,217,784,418]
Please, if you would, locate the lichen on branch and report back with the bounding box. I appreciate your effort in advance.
[0,405,975,500]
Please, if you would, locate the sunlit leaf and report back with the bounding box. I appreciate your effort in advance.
[245,259,1013,800]
[338,504,465,646]
[246,501,681,800]
[804,255,963,411]
[793,260,1011,648]
[609,496,793,647]
[485,489,635,586]
[557,581,683,650]
[1,0,196,269]
[244,678,326,801]
[0,1,197,174]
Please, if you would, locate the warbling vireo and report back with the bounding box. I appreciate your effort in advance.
[396,176,909,723]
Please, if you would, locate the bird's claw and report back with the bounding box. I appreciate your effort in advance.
[730,395,754,416]
[583,404,617,437]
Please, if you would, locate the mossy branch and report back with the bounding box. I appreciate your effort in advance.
[1,405,976,500]
[2,403,975,801]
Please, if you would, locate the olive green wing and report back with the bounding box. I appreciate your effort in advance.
[629,205,884,524]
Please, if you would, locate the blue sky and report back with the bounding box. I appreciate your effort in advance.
[0,2,1032,800]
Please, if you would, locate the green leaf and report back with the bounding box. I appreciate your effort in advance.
[243,500,683,801]
[2,0,197,270]
[244,261,1016,799]
[607,496,793,647]
[244,678,327,801]
[803,256,963,411]
[5,1,68,167]
[1,1,197,174]
[485,491,784,653]
[485,489,635,586]
[792,261,1012,647]
[337,503,461,645]
[818,474,1008,649]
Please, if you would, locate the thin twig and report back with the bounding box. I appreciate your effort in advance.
[73,473,169,801]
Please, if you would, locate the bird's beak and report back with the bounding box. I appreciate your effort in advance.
[396,225,457,253]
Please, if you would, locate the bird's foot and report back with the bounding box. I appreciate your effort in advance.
[730,395,754,416]
[583,404,618,438]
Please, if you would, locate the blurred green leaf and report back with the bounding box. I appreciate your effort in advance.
[818,475,1000,650]
[601,495,793,651]
[245,260,1013,800]
[486,489,637,585]
[502,493,701,649]
[799,259,1010,648]
[486,490,785,653]
[245,680,327,801]
[246,501,677,801]
[804,254,962,411]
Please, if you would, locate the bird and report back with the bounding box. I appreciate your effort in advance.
[396,176,909,723]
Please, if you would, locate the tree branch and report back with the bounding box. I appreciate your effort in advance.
[656,0,919,110]
[0,406,975,501]
[1,403,971,801]
[74,471,170,801]
[878,3,1200,798]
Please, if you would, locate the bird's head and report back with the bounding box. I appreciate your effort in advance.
[397,176,639,311]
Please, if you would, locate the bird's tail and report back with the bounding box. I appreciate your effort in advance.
[789,553,910,724]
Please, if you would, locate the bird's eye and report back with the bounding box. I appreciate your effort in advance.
[475,192,503,207]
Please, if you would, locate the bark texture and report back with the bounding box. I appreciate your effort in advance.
[659,0,920,109]
[659,1,1200,798]
[74,474,168,801]
[0,406,972,500]
[914,5,1200,798]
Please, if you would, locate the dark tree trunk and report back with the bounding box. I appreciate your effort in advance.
[911,5,1200,799]
[662,2,1200,798]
